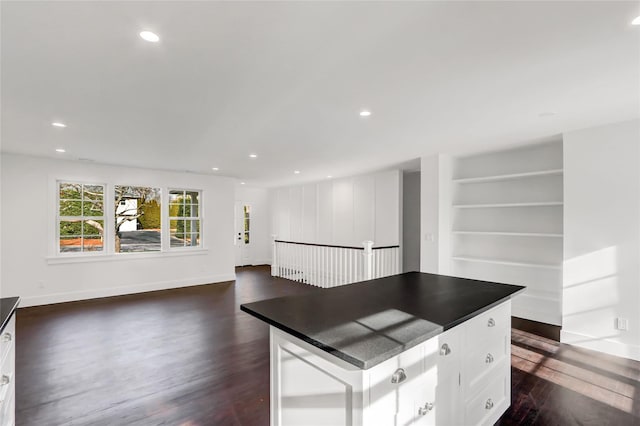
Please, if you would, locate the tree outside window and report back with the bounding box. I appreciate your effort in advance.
[169,190,201,248]
[114,186,161,253]
[58,182,105,253]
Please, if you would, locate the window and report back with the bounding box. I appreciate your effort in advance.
[114,186,161,253]
[169,190,201,248]
[58,182,105,253]
[243,205,250,244]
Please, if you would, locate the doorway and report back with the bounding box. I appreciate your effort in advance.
[235,201,252,266]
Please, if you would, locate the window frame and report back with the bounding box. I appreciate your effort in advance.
[168,188,203,250]
[56,180,107,256]
[113,184,163,254]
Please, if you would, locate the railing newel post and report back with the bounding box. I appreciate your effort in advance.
[271,235,278,277]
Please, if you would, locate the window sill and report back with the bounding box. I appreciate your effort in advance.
[46,248,210,265]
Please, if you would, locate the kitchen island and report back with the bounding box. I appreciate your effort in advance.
[241,272,524,426]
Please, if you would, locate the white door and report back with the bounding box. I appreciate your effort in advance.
[235,201,251,266]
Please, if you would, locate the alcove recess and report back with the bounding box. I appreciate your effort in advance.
[451,140,563,325]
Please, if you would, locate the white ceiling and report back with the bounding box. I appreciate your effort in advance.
[1,1,639,187]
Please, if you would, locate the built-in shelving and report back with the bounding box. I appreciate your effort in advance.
[453,168,563,184]
[450,140,564,326]
[452,256,561,270]
[452,231,563,238]
[453,201,563,209]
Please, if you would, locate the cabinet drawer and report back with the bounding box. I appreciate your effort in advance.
[0,381,14,426]
[465,367,509,426]
[0,317,15,366]
[0,348,14,426]
[436,326,462,378]
[368,338,436,424]
[463,332,509,391]
[464,302,510,350]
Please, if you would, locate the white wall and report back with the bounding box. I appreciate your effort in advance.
[562,119,640,361]
[1,153,236,307]
[420,155,451,274]
[271,170,401,247]
[235,185,271,265]
[402,171,420,272]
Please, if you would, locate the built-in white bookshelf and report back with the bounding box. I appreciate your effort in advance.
[450,140,564,325]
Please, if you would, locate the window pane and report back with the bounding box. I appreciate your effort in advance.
[60,235,82,253]
[83,235,103,252]
[83,185,104,201]
[60,200,82,216]
[186,191,199,204]
[168,190,201,248]
[59,220,82,236]
[60,183,82,200]
[83,200,104,216]
[84,220,104,236]
[115,186,161,253]
[58,182,105,254]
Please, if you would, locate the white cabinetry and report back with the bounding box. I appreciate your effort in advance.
[451,141,563,325]
[0,315,16,426]
[270,301,512,426]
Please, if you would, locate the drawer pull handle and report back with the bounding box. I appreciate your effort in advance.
[418,402,434,416]
[487,318,495,327]
[486,353,494,364]
[0,375,10,386]
[391,368,407,384]
[485,398,494,410]
[1,333,11,343]
[440,343,451,356]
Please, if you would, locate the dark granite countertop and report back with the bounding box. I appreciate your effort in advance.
[241,272,524,369]
[0,297,20,332]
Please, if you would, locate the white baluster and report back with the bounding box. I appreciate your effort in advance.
[362,241,373,281]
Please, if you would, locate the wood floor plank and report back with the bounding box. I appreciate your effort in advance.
[15,266,640,425]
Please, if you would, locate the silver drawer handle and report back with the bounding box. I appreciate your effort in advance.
[486,353,494,364]
[440,343,451,356]
[485,398,494,410]
[1,333,11,343]
[418,402,434,416]
[391,368,407,384]
[0,375,10,386]
[487,318,495,327]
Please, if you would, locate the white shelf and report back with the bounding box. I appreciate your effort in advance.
[452,169,563,184]
[453,201,563,209]
[452,231,563,238]
[452,256,561,270]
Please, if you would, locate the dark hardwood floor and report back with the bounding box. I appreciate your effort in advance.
[16,266,640,425]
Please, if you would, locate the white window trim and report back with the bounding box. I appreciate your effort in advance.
[52,180,206,260]
[167,188,203,250]
[56,180,108,256]
[46,248,210,264]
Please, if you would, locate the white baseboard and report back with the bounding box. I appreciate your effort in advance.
[19,273,237,308]
[561,330,640,361]
[252,259,272,266]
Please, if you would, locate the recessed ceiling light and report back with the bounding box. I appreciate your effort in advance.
[327,175,333,178]
[212,167,219,171]
[55,148,66,153]
[240,182,246,185]
[249,154,258,158]
[359,110,371,117]
[51,122,67,128]
[140,31,160,42]
[632,16,640,25]
[294,170,300,174]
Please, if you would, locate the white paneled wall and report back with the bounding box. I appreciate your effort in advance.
[271,170,400,247]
